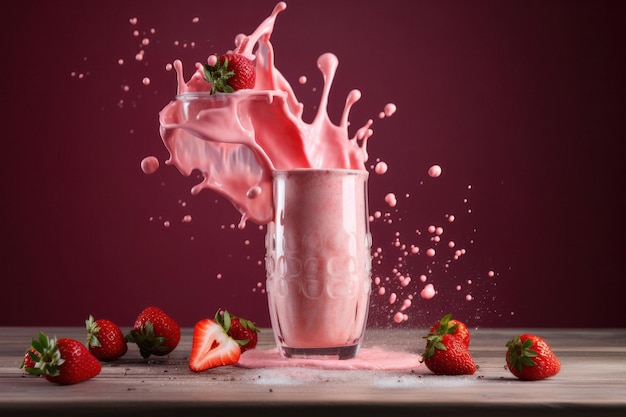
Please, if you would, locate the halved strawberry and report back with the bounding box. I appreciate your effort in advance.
[188,318,241,372]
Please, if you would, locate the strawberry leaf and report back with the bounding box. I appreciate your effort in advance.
[215,309,232,333]
[126,320,169,359]
[203,58,235,95]
[85,315,102,348]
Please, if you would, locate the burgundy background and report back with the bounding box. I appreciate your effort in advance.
[2,0,625,330]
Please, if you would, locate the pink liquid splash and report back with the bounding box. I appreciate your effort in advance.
[158,2,389,228]
[106,2,506,331]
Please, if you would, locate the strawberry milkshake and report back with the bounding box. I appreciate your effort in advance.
[266,169,371,358]
[157,2,391,359]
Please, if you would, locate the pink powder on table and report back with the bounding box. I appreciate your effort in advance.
[237,348,421,370]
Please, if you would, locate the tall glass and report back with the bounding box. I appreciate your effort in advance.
[265,169,372,359]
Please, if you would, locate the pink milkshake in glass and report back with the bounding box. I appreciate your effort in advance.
[266,169,371,359]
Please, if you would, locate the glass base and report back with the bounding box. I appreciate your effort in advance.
[278,344,360,360]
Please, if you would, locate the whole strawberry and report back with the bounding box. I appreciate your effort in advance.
[215,310,259,353]
[203,53,255,94]
[506,334,560,381]
[22,332,101,385]
[422,314,477,375]
[126,306,181,358]
[86,315,128,361]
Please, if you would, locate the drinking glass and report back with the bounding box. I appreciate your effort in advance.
[265,168,372,359]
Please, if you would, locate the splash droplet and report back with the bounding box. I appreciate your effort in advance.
[141,156,160,174]
[428,164,442,178]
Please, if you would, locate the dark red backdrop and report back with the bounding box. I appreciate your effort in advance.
[3,0,625,329]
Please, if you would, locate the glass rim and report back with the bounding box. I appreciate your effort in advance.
[272,168,368,177]
[175,90,285,101]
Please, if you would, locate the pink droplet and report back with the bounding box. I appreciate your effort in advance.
[383,103,397,117]
[420,284,436,299]
[428,164,442,178]
[393,312,405,323]
[374,161,388,174]
[298,76,307,84]
[426,248,436,257]
[389,293,397,304]
[140,156,159,174]
[384,193,397,207]
[142,77,151,85]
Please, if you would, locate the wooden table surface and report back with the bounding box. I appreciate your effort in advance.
[1,326,625,417]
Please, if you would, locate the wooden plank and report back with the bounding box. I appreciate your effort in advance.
[1,327,625,417]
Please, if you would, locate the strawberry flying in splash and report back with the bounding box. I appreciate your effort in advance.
[203,53,256,94]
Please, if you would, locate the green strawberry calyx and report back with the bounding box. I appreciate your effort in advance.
[125,320,169,359]
[422,334,446,359]
[85,315,102,348]
[506,335,538,372]
[21,331,65,376]
[203,57,235,94]
[422,313,458,360]
[434,313,458,335]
